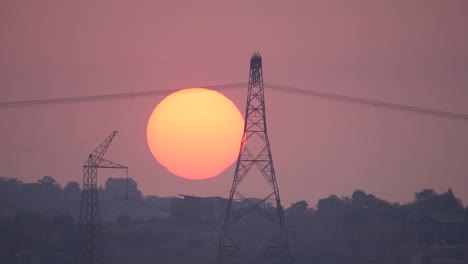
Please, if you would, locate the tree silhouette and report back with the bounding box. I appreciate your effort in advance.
[288,200,309,213]
[413,188,464,213]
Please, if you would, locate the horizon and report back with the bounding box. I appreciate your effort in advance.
[2,175,465,209]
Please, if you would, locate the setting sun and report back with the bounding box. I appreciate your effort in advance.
[147,88,244,180]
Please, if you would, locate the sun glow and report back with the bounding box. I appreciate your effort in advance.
[147,88,244,180]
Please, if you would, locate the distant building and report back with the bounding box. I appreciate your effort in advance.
[171,194,228,223]
[409,212,468,245]
[171,195,201,221]
[171,194,229,245]
[389,244,468,264]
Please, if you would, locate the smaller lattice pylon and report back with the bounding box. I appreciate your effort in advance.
[78,131,127,264]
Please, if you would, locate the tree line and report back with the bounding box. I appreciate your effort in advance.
[1,176,467,263]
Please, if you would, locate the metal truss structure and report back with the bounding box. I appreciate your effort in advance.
[216,53,293,264]
[78,131,127,264]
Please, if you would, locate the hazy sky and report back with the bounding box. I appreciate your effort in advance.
[1,0,468,206]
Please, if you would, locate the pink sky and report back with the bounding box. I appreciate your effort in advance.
[1,0,468,206]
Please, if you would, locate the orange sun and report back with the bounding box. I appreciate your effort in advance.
[147,88,244,180]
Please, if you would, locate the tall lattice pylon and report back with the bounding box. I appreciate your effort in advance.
[216,53,293,264]
[78,131,127,264]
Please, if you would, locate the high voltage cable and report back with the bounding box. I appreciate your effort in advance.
[117,135,414,201]
[2,82,468,123]
[0,196,378,259]
[0,201,32,214]
[125,195,271,242]
[0,131,414,202]
[0,197,126,223]
[0,83,247,109]
[0,54,250,73]
[0,195,271,242]
[0,136,105,155]
[265,83,468,122]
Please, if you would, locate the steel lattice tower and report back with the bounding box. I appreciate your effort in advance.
[216,53,293,264]
[78,131,127,264]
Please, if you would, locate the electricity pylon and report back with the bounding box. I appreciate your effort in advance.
[216,53,293,264]
[78,131,127,264]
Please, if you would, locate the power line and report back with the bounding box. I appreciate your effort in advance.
[0,131,422,204]
[0,194,385,261]
[265,83,468,122]
[125,195,271,242]
[0,54,250,74]
[288,175,413,200]
[2,82,468,124]
[0,83,247,109]
[0,200,32,215]
[0,136,104,155]
[113,134,420,202]
[0,197,125,223]
[0,194,271,242]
